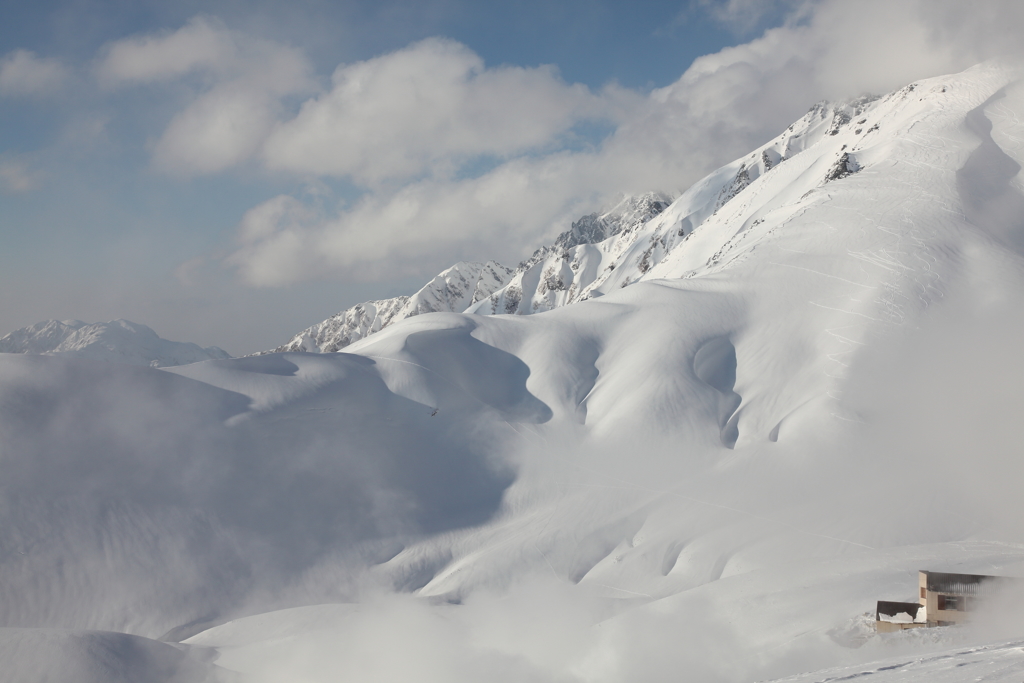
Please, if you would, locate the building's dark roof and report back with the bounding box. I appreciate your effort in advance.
[921,570,1016,595]
[876,601,922,621]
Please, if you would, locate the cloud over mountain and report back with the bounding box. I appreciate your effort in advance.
[221,0,1024,287]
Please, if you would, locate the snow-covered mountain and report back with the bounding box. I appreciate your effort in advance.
[0,319,230,367]
[264,194,671,353]
[469,96,881,315]
[267,260,513,353]
[5,61,1024,682]
[267,92,877,344]
[476,192,673,315]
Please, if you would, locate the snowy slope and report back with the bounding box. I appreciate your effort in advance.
[4,61,1024,682]
[766,638,1024,682]
[266,260,512,353]
[0,319,231,367]
[377,60,1024,592]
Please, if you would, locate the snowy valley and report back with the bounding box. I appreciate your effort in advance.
[3,61,1024,682]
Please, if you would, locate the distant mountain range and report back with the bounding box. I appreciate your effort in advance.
[0,319,230,367]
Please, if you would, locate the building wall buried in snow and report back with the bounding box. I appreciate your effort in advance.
[918,570,1015,627]
[876,570,1017,631]
[875,600,926,633]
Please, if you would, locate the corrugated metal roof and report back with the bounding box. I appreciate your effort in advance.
[921,570,1017,595]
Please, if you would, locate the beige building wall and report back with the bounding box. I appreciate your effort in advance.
[876,621,927,634]
[919,570,974,626]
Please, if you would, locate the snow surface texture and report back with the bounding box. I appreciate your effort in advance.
[5,61,1024,681]
[767,638,1024,682]
[0,319,231,367]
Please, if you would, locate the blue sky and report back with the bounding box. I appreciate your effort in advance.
[1,0,1021,353]
[1,0,748,89]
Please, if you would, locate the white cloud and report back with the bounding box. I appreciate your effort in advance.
[0,50,67,97]
[95,16,237,85]
[261,38,618,185]
[97,16,316,175]
[152,85,282,175]
[685,0,1024,101]
[97,22,629,181]
[227,157,608,286]
[226,195,321,286]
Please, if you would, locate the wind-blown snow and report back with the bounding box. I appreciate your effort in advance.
[5,61,1024,681]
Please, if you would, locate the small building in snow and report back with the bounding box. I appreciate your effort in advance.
[876,570,1016,632]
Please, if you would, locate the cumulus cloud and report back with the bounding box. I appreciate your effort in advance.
[0,49,67,96]
[97,16,316,175]
[153,84,286,174]
[96,15,238,85]
[261,38,618,185]
[99,21,623,181]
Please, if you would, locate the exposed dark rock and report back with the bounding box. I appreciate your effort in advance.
[824,152,861,182]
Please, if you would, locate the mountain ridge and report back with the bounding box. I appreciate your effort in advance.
[264,259,514,354]
[264,94,889,352]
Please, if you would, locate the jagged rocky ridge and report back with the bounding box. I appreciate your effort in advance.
[270,95,883,353]
[0,319,231,367]
[267,260,513,353]
[480,192,673,316]
[265,194,675,354]
[471,96,883,315]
